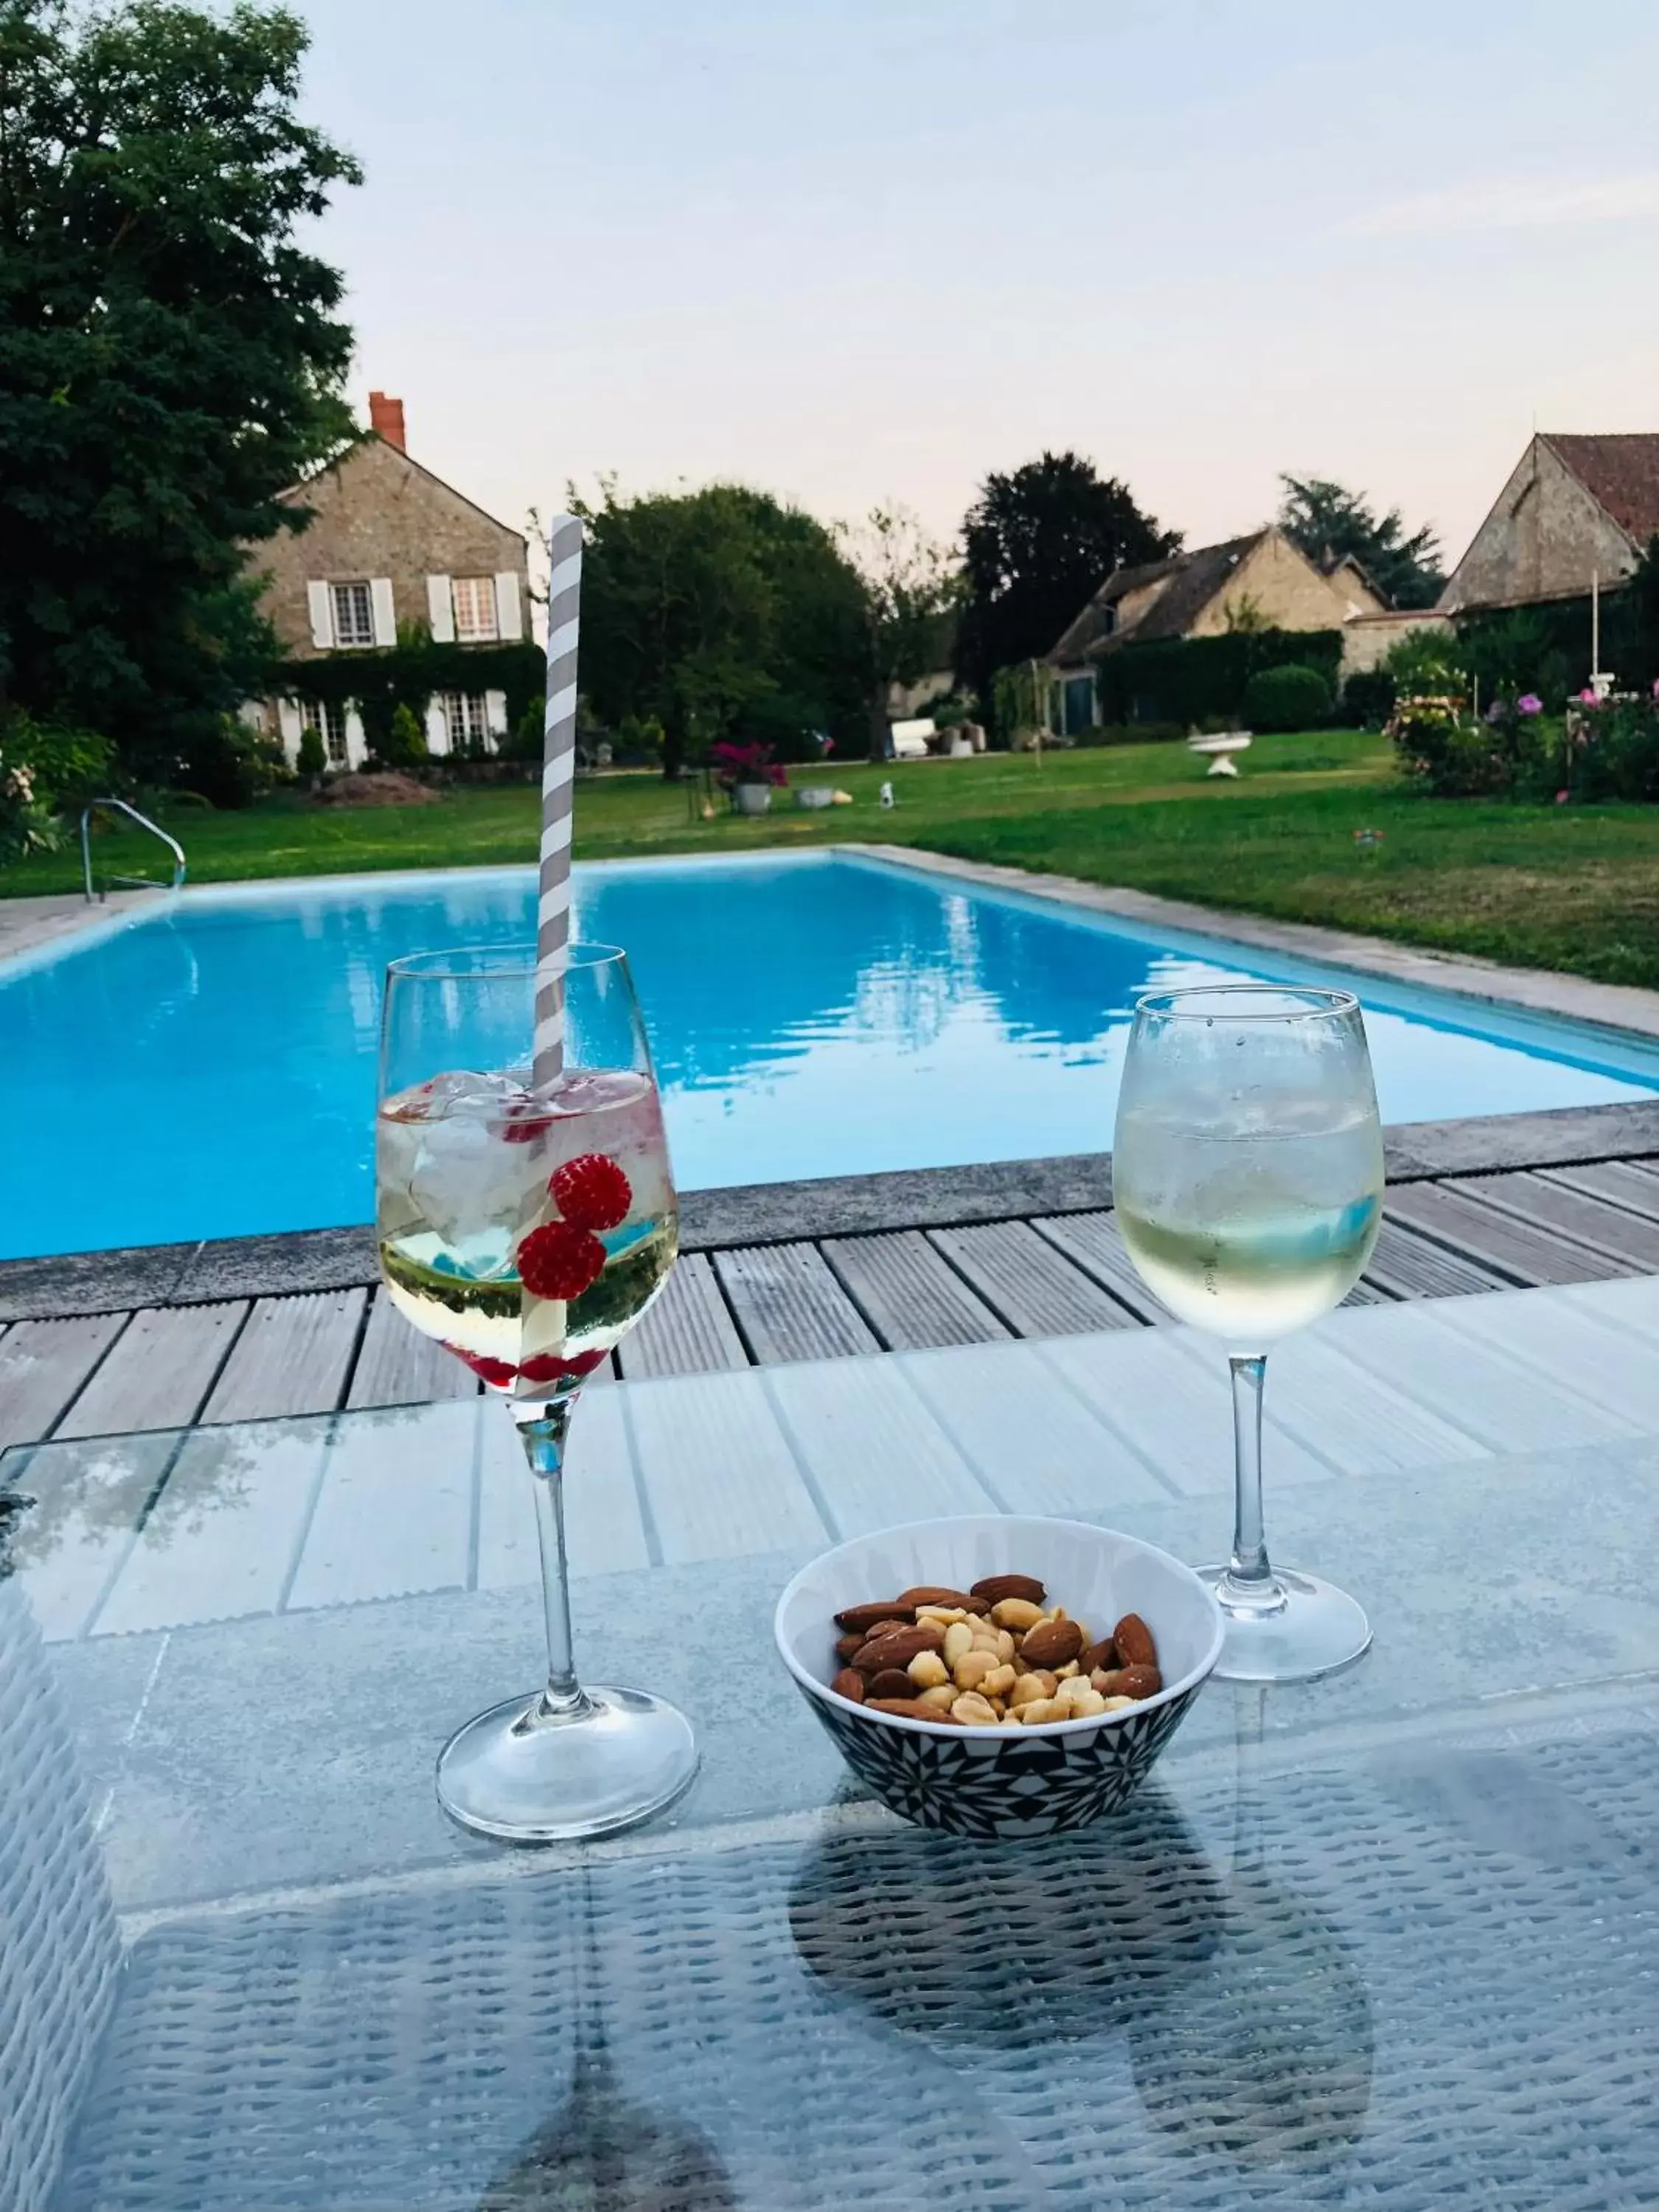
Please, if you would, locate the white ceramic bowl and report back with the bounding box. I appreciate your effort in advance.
[775,1516,1223,1836]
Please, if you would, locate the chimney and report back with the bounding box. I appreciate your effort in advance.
[369,391,406,451]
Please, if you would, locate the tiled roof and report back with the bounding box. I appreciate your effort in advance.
[1048,534,1267,661]
[1544,434,1659,546]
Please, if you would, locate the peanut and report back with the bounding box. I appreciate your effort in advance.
[980,1662,1018,1698]
[995,1629,1017,1663]
[1054,1660,1079,1680]
[950,1691,1001,1727]
[990,1596,1045,1632]
[1055,1673,1096,1709]
[953,1649,998,1691]
[1065,1687,1107,1718]
[1008,1670,1057,1707]
[1016,1697,1068,1725]
[942,1621,975,1668]
[918,1684,958,1714]
[1101,1695,1135,1712]
[907,1649,949,1689]
[915,1606,967,1628]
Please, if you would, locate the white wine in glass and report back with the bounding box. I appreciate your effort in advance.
[378,944,697,1840]
[1113,987,1383,1681]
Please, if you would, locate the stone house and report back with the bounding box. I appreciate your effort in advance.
[1439,432,1659,614]
[244,393,532,768]
[1046,526,1385,734]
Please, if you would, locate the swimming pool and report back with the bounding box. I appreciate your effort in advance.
[7,850,1658,1259]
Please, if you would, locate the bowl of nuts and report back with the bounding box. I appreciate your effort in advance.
[774,1517,1223,1836]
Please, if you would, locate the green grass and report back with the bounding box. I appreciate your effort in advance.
[10,731,1659,989]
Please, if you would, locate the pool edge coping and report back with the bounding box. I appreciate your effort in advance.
[5,1099,1658,1321]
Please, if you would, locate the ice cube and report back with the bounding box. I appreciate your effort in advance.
[409,1114,542,1272]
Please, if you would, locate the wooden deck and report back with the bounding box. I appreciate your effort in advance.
[4,1155,1658,1455]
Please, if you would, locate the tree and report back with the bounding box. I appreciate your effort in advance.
[1278,476,1444,610]
[295,722,325,778]
[574,482,870,778]
[841,504,959,759]
[956,452,1181,717]
[0,0,360,787]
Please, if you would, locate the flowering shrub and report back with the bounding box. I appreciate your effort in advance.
[710,740,787,792]
[1387,691,1514,796]
[1562,695,1659,803]
[0,751,64,863]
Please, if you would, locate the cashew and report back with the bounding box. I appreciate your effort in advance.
[951,1691,1001,1727]
[908,1649,949,1689]
[990,1597,1045,1632]
[942,1621,975,1668]
[953,1649,998,1691]
[1016,1697,1068,1725]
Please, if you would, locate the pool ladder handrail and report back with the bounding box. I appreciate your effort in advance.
[80,798,187,902]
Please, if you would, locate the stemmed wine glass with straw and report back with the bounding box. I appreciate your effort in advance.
[1112,987,1384,1681]
[376,942,697,1840]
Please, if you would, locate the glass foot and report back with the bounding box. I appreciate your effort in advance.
[437,1685,698,1843]
[1200,1565,1371,1683]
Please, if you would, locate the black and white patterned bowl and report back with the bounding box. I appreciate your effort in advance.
[775,1517,1223,1837]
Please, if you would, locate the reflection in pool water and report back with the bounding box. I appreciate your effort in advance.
[4,850,1655,1256]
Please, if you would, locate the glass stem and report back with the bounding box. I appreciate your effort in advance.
[514,1399,594,1722]
[1222,1354,1284,1615]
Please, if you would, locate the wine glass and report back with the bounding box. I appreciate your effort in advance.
[377,943,697,1840]
[1112,987,1383,1681]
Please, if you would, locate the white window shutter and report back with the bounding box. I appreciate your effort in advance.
[493,571,524,641]
[307,581,333,650]
[425,698,450,756]
[369,577,397,648]
[344,706,367,768]
[484,689,508,745]
[427,574,455,644]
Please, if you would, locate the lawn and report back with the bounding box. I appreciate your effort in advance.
[8,730,1658,989]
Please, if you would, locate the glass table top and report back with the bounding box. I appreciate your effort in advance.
[4,1290,1659,2209]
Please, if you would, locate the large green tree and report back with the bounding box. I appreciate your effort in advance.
[1278,475,1444,610]
[0,0,359,787]
[574,482,872,778]
[956,451,1181,716]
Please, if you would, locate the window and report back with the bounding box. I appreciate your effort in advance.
[310,698,349,765]
[330,580,375,647]
[451,576,499,642]
[443,691,491,753]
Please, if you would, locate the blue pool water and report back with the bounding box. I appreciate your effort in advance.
[6,852,1658,1258]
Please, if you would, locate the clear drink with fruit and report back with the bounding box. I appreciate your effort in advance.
[377,945,696,1843]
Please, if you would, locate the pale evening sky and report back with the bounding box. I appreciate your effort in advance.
[293,0,1659,572]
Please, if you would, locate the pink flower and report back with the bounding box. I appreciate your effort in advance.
[1555,790,1570,804]
[1517,694,1543,716]
[1577,686,1601,706]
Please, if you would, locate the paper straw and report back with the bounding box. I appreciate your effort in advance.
[533,512,583,1087]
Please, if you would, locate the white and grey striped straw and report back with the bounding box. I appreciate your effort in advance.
[532,512,584,1088]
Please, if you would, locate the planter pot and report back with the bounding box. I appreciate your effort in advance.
[732,782,773,816]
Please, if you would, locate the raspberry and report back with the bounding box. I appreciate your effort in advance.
[446,1344,518,1389]
[498,1106,554,1145]
[518,1347,608,1387]
[550,1152,632,1231]
[516,1221,606,1301]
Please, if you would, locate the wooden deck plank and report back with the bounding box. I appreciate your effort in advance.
[201,1289,369,1424]
[0,1314,128,1452]
[762,1356,998,1537]
[1026,1211,1172,1324]
[897,1339,1172,1513]
[712,1243,880,1366]
[1035,1329,1335,1498]
[345,1290,479,1410]
[286,1399,476,1610]
[1314,1298,1644,1455]
[1384,1181,1635,1287]
[476,1387,649,1589]
[617,1252,748,1380]
[55,1301,248,1439]
[1362,1217,1509,1301]
[1461,1171,1659,1269]
[93,1421,330,1636]
[626,1367,830,1563]
[819,1230,1011,1351]
[1430,1291,1659,1433]
[928,1220,1140,1338]
[1540,1161,1659,1225]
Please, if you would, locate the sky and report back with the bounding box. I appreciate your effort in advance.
[293,0,1659,574]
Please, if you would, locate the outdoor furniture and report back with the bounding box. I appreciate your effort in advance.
[3,1277,1658,2206]
[1188,730,1252,778]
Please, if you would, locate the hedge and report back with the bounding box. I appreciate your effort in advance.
[1091,628,1343,726]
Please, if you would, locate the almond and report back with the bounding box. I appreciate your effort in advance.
[1078,1638,1116,1676]
[1113,1613,1158,1669]
[866,1668,915,1701]
[835,1631,866,1665]
[1019,1616,1084,1669]
[830,1668,866,1703]
[1094,1663,1162,1702]
[852,1622,945,1674]
[971,1573,1046,1607]
[834,1601,914,1634]
[894,1585,990,1614]
[869,1697,963,1724]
